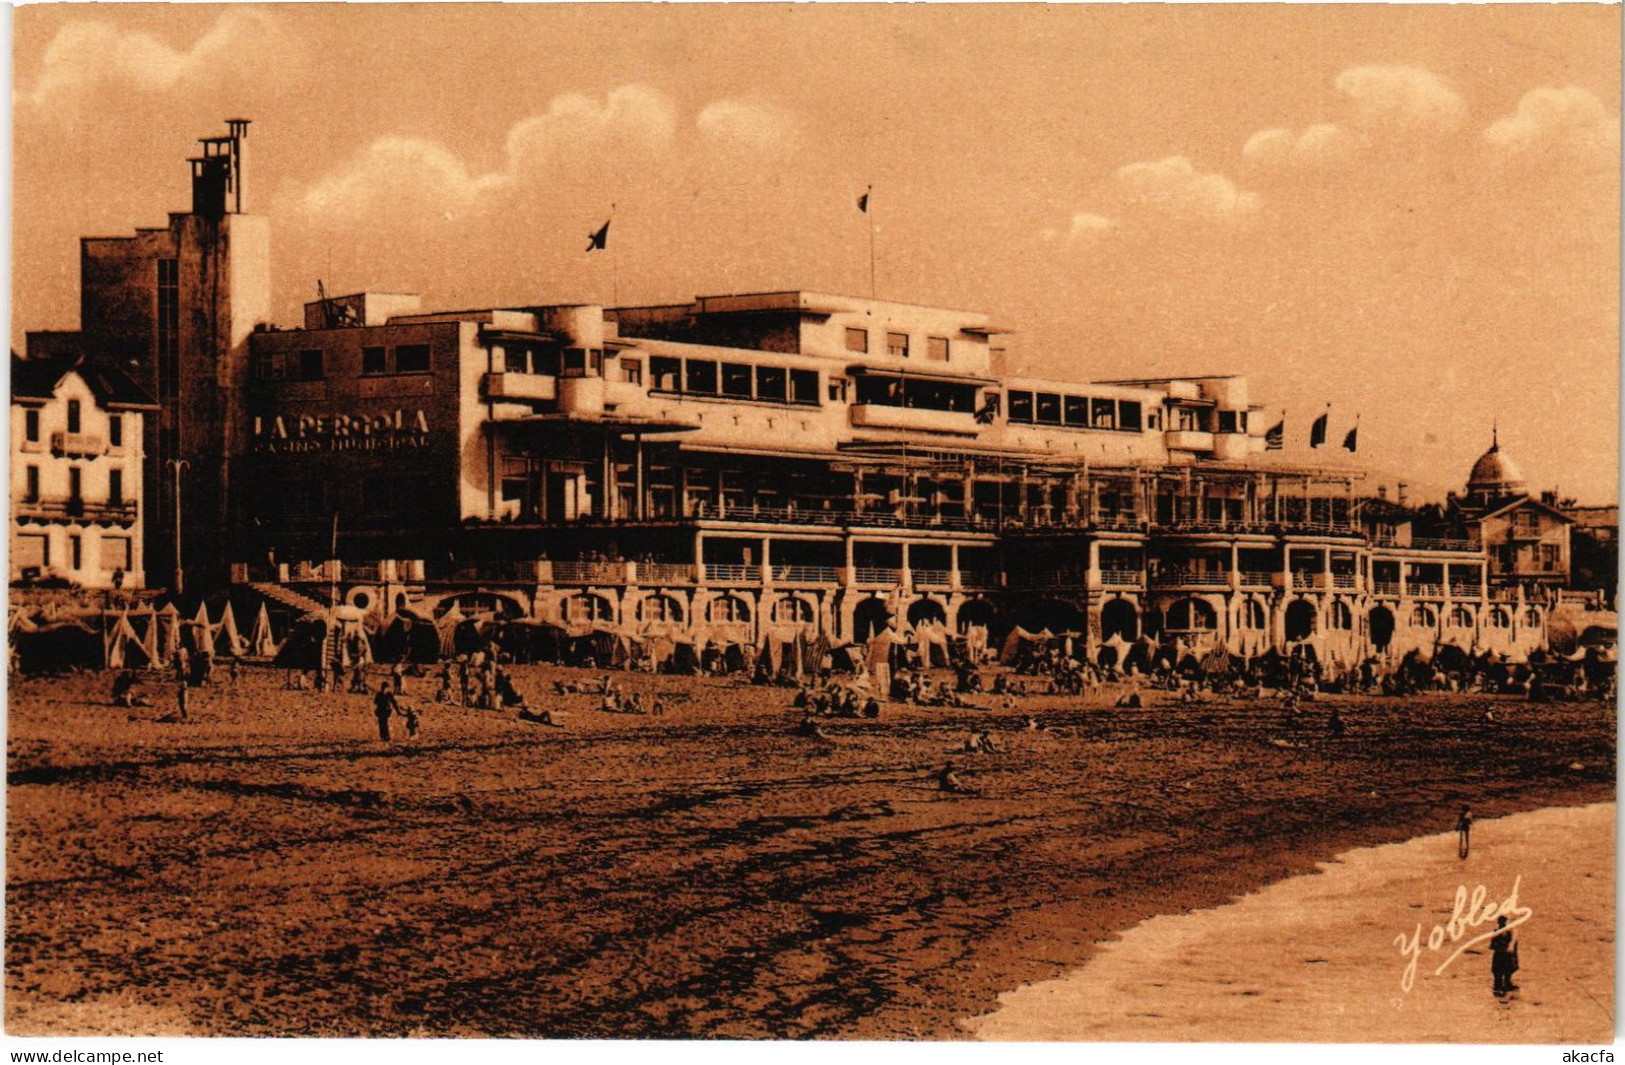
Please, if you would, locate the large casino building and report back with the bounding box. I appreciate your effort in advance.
[16,123,1572,665]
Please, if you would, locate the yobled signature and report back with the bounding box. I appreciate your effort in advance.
[1394,876,1532,992]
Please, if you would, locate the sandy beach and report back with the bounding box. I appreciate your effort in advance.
[969,803,1614,1042]
[6,663,1615,1038]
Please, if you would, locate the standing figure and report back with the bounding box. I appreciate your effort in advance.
[175,679,190,722]
[1456,804,1473,860]
[374,682,397,741]
[1489,916,1519,994]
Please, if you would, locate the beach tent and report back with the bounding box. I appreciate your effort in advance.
[914,620,951,669]
[376,612,445,663]
[964,623,989,664]
[153,603,182,666]
[103,611,155,670]
[13,620,102,675]
[248,604,278,658]
[213,602,248,658]
[185,602,213,654]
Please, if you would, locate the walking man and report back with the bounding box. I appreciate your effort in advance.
[374,681,397,742]
[1456,804,1473,860]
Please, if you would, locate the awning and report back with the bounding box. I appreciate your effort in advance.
[506,411,700,435]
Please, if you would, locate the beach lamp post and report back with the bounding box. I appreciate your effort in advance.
[166,458,190,596]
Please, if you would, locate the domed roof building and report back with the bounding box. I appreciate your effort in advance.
[1464,429,1527,505]
[1452,429,1572,590]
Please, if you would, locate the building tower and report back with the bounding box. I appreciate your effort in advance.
[74,120,271,589]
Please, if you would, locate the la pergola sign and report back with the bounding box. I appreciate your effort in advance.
[251,410,431,454]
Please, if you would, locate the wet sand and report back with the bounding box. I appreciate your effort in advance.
[6,664,1615,1038]
[969,803,1614,1042]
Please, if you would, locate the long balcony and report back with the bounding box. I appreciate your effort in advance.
[1238,570,1275,588]
[1163,429,1214,451]
[1371,580,1401,597]
[853,566,904,587]
[1100,568,1144,588]
[848,404,979,435]
[14,498,137,525]
[911,567,952,588]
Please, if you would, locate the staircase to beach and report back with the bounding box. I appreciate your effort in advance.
[248,582,334,618]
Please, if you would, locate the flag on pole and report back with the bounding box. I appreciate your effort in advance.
[1310,406,1330,449]
[1265,418,1284,450]
[857,191,869,213]
[586,219,610,252]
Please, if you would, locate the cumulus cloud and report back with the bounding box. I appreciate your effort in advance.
[1242,66,1466,173]
[296,84,807,229]
[1334,66,1466,135]
[1242,123,1355,168]
[696,99,800,152]
[300,136,502,219]
[499,84,678,185]
[19,11,289,109]
[1112,156,1259,220]
[1484,86,1619,168]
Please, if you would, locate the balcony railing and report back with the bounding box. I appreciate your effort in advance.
[1373,535,1482,552]
[853,566,903,586]
[958,569,999,589]
[1100,568,1143,587]
[14,498,137,525]
[51,432,104,457]
[1151,570,1229,588]
[1239,570,1275,588]
[481,371,557,403]
[772,565,840,585]
[849,404,979,435]
[1409,582,1444,598]
[912,568,952,588]
[552,560,628,584]
[1371,580,1401,597]
[703,563,755,583]
[1331,573,1357,590]
[1449,581,1483,599]
[637,562,694,585]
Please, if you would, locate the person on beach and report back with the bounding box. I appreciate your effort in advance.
[175,678,190,722]
[374,682,397,742]
[938,761,967,793]
[1456,805,1473,859]
[1489,915,1519,994]
[1328,707,1346,738]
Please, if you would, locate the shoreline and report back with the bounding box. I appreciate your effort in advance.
[963,803,1615,1043]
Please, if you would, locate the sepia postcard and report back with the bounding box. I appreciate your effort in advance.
[5,3,1618,1054]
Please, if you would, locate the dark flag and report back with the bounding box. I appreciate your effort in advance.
[1265,419,1284,450]
[1310,408,1329,449]
[586,219,610,252]
[857,192,869,213]
[1343,425,1359,452]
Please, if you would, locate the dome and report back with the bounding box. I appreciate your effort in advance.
[1467,433,1527,497]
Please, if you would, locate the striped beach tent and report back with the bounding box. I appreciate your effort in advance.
[248,604,278,657]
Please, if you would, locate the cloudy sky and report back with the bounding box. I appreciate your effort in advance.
[12,4,1620,502]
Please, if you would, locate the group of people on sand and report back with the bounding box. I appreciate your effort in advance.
[791,683,881,721]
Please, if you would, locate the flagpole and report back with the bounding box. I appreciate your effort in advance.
[610,202,619,307]
[866,184,875,300]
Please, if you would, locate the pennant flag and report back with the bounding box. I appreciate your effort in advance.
[1265,418,1284,450]
[1309,407,1330,449]
[1343,425,1359,452]
[585,219,610,252]
[857,191,869,213]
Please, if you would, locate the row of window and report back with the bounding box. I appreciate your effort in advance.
[844,328,951,362]
[13,532,132,572]
[20,465,125,506]
[22,406,125,447]
[255,344,433,382]
[1006,390,1145,432]
[558,591,813,627]
[646,356,822,406]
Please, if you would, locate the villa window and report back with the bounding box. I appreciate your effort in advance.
[845,327,868,354]
[887,332,909,359]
